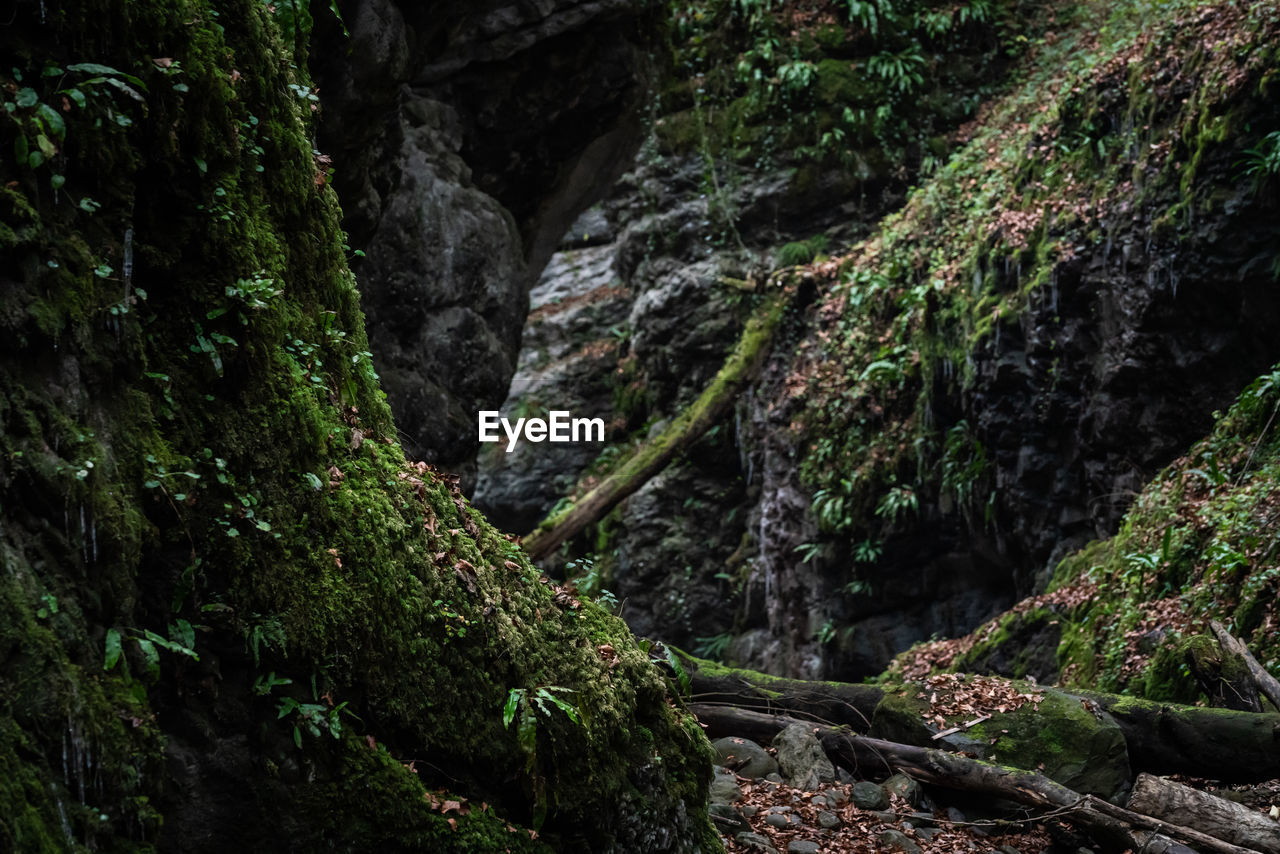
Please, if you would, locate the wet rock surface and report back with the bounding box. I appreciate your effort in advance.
[314,0,659,472]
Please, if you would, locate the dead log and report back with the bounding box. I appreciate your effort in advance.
[521,286,793,560]
[675,649,883,729]
[1211,620,1280,713]
[692,704,1259,854]
[1079,690,1280,781]
[1127,772,1280,853]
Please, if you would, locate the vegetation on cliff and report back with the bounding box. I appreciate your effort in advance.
[0,2,717,851]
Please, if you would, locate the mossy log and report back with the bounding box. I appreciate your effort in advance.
[1127,772,1280,853]
[678,655,1280,783]
[522,285,794,560]
[692,705,1254,854]
[676,649,884,728]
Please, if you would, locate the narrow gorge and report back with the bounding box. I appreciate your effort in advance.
[3,1,1280,853]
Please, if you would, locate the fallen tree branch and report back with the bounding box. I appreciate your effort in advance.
[1211,620,1280,713]
[521,285,794,560]
[692,704,1263,854]
[675,651,1280,782]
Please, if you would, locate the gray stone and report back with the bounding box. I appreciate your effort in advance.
[851,781,889,811]
[788,842,821,854]
[877,829,923,854]
[916,827,940,841]
[817,809,841,829]
[765,811,802,829]
[708,803,751,835]
[734,832,779,854]
[906,810,936,827]
[765,772,783,784]
[946,806,967,824]
[823,787,849,805]
[884,773,925,807]
[771,723,836,790]
[712,736,780,779]
[709,766,741,804]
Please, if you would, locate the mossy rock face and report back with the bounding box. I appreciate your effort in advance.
[0,1,718,851]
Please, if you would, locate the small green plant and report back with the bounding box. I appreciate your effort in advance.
[816,618,837,644]
[1237,131,1280,183]
[104,620,200,684]
[252,671,293,696]
[277,696,352,748]
[694,631,733,659]
[502,686,585,829]
[245,614,287,665]
[874,484,918,527]
[794,541,823,563]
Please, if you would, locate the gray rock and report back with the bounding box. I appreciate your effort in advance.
[772,723,836,790]
[884,773,925,807]
[851,781,889,811]
[709,766,742,804]
[765,772,783,784]
[712,736,780,779]
[734,832,779,854]
[708,803,751,835]
[946,806,967,823]
[916,827,941,841]
[765,811,802,829]
[817,809,841,829]
[823,787,849,805]
[877,829,923,854]
[905,810,935,827]
[788,842,822,854]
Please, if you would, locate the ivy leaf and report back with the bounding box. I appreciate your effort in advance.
[16,87,38,108]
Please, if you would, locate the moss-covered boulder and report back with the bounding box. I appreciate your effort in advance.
[871,677,1130,800]
[0,1,717,851]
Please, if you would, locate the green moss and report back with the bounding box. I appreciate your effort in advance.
[0,0,719,850]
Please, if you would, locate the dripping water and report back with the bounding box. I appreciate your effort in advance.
[79,504,88,566]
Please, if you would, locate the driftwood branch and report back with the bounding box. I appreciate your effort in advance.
[521,286,793,560]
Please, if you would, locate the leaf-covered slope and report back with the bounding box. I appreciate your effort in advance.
[765,0,1280,676]
[0,2,715,852]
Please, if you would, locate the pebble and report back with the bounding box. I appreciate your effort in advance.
[787,842,821,854]
[817,809,841,829]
